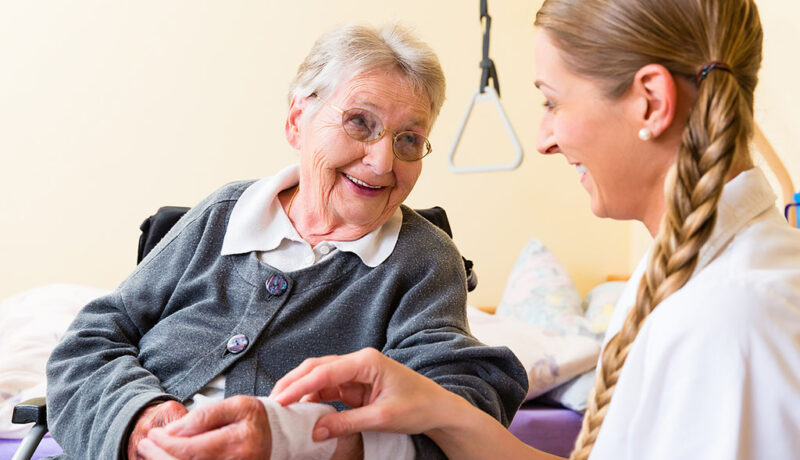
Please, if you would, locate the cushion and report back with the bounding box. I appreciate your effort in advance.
[467,306,599,400]
[495,238,592,337]
[582,281,627,338]
[474,239,625,403]
[543,281,626,411]
[541,369,595,412]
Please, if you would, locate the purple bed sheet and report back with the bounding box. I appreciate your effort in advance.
[0,435,62,459]
[509,402,583,457]
[0,435,62,460]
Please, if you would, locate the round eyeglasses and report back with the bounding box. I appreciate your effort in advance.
[321,100,432,162]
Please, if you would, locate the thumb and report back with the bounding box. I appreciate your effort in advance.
[312,405,392,441]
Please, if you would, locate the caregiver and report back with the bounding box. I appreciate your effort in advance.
[272,0,800,459]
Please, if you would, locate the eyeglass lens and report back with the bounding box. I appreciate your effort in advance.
[341,108,382,142]
[340,108,430,161]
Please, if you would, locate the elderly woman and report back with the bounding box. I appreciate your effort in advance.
[271,1,800,460]
[45,24,527,460]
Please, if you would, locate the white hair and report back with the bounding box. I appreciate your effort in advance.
[288,23,446,124]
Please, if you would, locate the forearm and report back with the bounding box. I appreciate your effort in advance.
[388,334,528,424]
[385,318,527,457]
[386,281,527,429]
[46,294,176,458]
[426,391,565,460]
[47,373,175,459]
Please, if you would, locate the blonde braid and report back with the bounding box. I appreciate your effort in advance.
[534,1,763,458]
[571,69,746,459]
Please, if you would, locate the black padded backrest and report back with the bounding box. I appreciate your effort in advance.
[137,205,477,290]
[415,206,453,238]
[137,206,190,264]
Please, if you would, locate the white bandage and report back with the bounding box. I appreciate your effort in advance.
[362,431,416,460]
[257,397,338,460]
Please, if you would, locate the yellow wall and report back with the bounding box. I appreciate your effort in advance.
[1,1,796,307]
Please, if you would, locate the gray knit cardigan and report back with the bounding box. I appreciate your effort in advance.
[46,180,527,459]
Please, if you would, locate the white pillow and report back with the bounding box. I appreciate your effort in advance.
[467,306,599,400]
[582,281,627,338]
[0,284,110,438]
[543,369,595,412]
[544,281,626,411]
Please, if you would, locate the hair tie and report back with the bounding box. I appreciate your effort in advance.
[696,62,733,83]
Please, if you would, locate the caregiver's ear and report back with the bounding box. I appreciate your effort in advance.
[630,64,678,138]
[285,95,309,150]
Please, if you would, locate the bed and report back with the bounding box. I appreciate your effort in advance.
[510,402,584,457]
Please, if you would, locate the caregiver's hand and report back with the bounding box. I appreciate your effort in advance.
[270,347,460,440]
[136,395,271,460]
[128,401,189,460]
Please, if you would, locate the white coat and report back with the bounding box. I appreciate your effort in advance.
[593,168,800,459]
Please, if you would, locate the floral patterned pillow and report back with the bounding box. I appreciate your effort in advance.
[544,281,626,411]
[495,238,593,337]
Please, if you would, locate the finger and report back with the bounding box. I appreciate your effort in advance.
[338,382,370,408]
[312,405,397,440]
[161,400,242,436]
[318,386,344,402]
[129,402,187,459]
[149,419,266,459]
[272,365,357,406]
[153,403,189,427]
[147,427,199,457]
[138,437,179,460]
[271,354,342,397]
[299,392,322,403]
[272,348,384,400]
[272,352,378,405]
[128,429,145,460]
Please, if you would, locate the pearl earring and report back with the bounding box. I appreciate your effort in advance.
[638,128,652,141]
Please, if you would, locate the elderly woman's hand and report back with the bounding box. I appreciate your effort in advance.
[128,401,188,460]
[136,394,364,460]
[136,395,271,460]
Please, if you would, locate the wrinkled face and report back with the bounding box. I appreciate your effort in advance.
[534,31,664,222]
[290,69,431,233]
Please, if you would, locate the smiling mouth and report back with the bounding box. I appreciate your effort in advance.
[575,164,587,175]
[343,173,385,190]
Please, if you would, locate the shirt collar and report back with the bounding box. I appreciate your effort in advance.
[604,167,778,347]
[220,164,402,267]
[694,167,777,272]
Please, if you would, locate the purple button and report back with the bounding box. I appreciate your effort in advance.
[226,334,248,354]
[266,274,288,296]
[227,334,250,353]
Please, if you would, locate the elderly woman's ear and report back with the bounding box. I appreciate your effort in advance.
[285,95,309,150]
